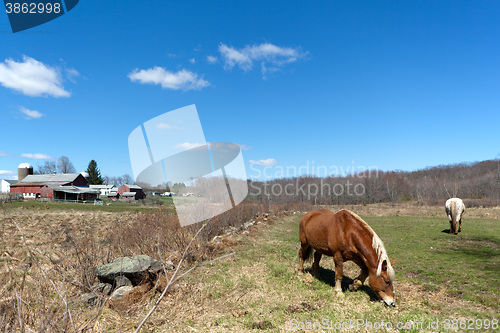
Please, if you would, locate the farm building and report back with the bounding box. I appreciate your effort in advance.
[118,184,146,200]
[90,184,117,196]
[120,192,137,202]
[107,192,120,201]
[0,179,17,193]
[10,172,99,201]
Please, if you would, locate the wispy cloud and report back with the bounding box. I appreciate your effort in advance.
[21,153,53,160]
[189,58,196,64]
[0,151,11,157]
[249,158,277,167]
[207,55,218,64]
[175,142,204,150]
[19,106,43,119]
[128,67,210,91]
[218,42,307,78]
[0,170,15,175]
[157,122,176,130]
[0,56,72,97]
[239,144,252,151]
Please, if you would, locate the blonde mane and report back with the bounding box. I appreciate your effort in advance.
[344,210,395,281]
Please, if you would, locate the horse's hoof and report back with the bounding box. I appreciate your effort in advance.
[335,290,344,297]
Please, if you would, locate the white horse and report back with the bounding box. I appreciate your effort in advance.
[445,198,465,235]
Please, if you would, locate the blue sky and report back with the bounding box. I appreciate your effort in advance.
[1,1,499,181]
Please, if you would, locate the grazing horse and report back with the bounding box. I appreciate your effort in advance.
[298,209,396,306]
[445,198,465,235]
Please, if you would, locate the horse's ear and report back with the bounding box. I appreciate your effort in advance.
[390,259,396,266]
[381,259,387,271]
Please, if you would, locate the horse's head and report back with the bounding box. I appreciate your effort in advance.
[369,259,396,306]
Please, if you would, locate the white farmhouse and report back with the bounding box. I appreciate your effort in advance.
[0,179,17,193]
[89,184,118,196]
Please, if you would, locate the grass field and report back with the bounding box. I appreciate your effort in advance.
[1,204,498,332]
[154,212,499,332]
[3,197,174,213]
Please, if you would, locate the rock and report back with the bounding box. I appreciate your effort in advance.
[243,221,255,229]
[241,230,249,235]
[96,255,168,285]
[212,236,223,243]
[109,286,134,301]
[80,293,101,306]
[114,275,132,288]
[91,282,112,295]
[162,260,175,271]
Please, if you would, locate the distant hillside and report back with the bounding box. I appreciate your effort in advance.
[248,159,500,206]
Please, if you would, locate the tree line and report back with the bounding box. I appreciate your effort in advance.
[34,156,132,186]
[247,159,500,206]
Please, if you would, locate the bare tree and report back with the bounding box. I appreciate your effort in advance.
[57,156,76,174]
[122,174,134,184]
[35,161,57,174]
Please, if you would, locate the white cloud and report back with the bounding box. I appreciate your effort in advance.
[219,44,252,71]
[239,144,252,151]
[0,170,15,175]
[157,122,176,130]
[249,158,277,167]
[19,106,43,119]
[0,151,11,157]
[218,42,307,77]
[175,142,204,150]
[189,58,196,64]
[207,55,218,64]
[65,68,80,83]
[21,153,53,160]
[128,67,210,91]
[0,56,71,97]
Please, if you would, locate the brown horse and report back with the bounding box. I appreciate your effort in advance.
[298,209,396,306]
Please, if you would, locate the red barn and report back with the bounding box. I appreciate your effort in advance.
[10,173,98,201]
[118,184,146,200]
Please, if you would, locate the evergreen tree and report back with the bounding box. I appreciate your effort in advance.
[86,160,104,185]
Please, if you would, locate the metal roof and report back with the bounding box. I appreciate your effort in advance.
[20,173,81,184]
[4,180,17,185]
[123,184,142,190]
[49,184,99,194]
[90,184,116,189]
[122,192,136,196]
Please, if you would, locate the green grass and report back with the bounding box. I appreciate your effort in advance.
[367,215,500,309]
[168,213,500,332]
[2,199,175,213]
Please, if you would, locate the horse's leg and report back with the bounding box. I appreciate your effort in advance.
[333,251,344,296]
[312,251,322,277]
[298,245,309,273]
[349,258,368,291]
